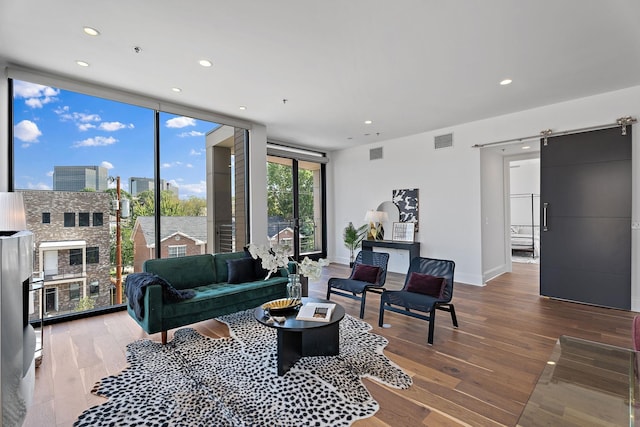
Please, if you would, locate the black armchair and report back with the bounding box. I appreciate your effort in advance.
[379,257,457,345]
[326,251,390,318]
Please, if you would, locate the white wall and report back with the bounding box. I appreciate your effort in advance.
[480,149,507,282]
[329,128,483,285]
[329,84,640,311]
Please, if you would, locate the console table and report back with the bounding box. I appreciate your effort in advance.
[362,240,420,262]
[362,240,420,273]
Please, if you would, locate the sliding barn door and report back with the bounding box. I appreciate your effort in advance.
[540,127,631,309]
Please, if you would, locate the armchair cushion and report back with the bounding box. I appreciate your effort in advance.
[227,258,257,284]
[352,264,381,284]
[406,273,446,299]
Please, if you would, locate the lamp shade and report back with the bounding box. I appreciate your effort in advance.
[364,210,377,222]
[0,192,27,233]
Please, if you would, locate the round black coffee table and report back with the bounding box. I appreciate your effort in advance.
[254,297,345,376]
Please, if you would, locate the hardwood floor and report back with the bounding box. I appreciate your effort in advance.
[24,262,636,427]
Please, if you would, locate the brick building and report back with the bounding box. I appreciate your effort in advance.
[131,216,207,271]
[20,191,112,316]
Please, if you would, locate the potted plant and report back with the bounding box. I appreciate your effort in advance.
[343,222,367,267]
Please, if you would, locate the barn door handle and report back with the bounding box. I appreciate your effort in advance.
[543,203,549,232]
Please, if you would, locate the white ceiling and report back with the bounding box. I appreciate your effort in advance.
[1,0,640,152]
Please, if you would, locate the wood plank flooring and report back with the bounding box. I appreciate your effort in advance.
[24,262,636,427]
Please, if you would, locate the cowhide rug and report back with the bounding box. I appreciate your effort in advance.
[74,310,412,427]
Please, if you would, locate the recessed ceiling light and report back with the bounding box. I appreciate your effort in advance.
[199,59,213,67]
[500,79,513,85]
[364,120,373,125]
[83,26,100,36]
[172,87,182,93]
[522,145,530,150]
[76,60,90,67]
[239,106,247,110]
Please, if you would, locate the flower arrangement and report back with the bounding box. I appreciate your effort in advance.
[246,243,329,280]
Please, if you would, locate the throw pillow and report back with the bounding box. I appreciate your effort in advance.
[244,246,270,280]
[351,264,381,284]
[406,273,446,298]
[227,258,257,284]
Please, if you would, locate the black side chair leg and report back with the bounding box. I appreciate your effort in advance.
[326,284,331,300]
[378,300,385,327]
[449,304,458,327]
[427,308,436,345]
[359,290,367,319]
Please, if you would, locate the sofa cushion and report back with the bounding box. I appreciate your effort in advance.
[351,264,381,284]
[143,254,215,290]
[243,247,270,280]
[406,272,446,298]
[227,257,257,284]
[214,251,249,283]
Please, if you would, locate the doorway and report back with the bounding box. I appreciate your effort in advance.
[266,155,325,260]
[509,157,540,264]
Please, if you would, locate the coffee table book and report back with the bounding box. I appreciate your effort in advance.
[296,302,336,322]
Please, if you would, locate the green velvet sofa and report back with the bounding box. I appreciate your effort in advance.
[126,251,288,344]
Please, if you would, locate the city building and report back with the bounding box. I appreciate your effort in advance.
[53,166,109,192]
[129,177,178,198]
[20,190,112,315]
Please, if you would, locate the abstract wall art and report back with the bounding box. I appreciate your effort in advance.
[392,188,419,231]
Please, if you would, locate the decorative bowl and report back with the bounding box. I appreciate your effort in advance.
[262,298,301,314]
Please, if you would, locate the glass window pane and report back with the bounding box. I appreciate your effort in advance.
[298,161,322,255]
[64,212,75,227]
[267,157,294,255]
[14,79,154,317]
[93,212,103,226]
[79,212,90,226]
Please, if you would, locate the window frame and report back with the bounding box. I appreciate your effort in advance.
[168,245,187,258]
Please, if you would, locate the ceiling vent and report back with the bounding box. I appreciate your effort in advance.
[434,133,453,150]
[369,147,383,160]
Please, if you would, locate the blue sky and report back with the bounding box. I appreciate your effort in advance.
[12,80,220,199]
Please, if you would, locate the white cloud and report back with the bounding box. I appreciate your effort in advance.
[186,163,193,168]
[179,181,207,195]
[101,161,114,169]
[46,170,54,177]
[73,136,117,147]
[166,116,196,128]
[14,120,42,144]
[76,113,101,122]
[25,96,56,109]
[189,149,203,156]
[99,121,132,131]
[78,123,96,131]
[161,163,172,168]
[13,81,59,108]
[178,130,204,137]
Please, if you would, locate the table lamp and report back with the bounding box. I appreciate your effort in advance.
[0,192,27,236]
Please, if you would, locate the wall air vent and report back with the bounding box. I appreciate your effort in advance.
[434,133,453,150]
[369,147,383,160]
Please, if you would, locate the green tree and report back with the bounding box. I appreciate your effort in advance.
[181,195,206,216]
[267,162,294,219]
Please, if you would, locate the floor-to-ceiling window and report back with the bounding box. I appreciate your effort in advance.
[266,144,326,260]
[10,75,249,322]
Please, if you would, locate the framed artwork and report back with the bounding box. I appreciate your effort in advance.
[392,188,419,231]
[392,222,415,242]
